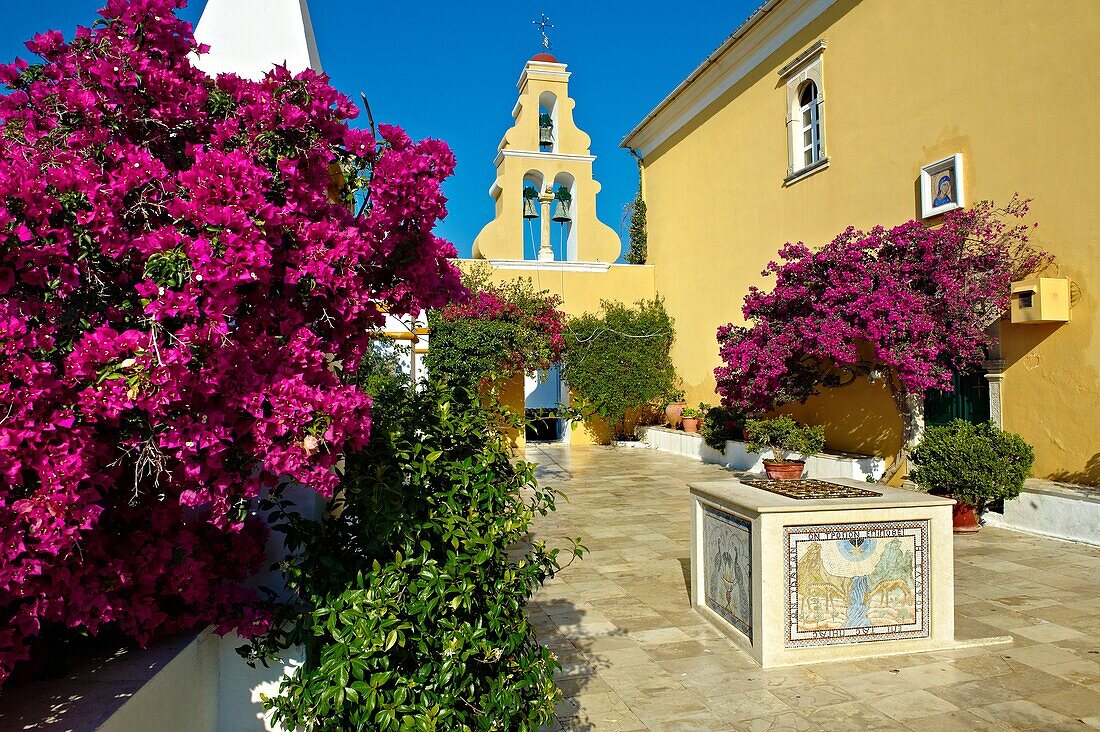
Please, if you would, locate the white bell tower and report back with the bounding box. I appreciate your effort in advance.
[193,0,322,80]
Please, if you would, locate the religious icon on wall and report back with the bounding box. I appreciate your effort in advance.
[920,153,965,218]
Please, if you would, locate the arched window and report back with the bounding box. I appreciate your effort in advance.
[781,42,827,182]
[798,81,822,168]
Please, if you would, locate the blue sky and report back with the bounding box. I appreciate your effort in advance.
[0,1,759,258]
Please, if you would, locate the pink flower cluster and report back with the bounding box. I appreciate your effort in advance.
[439,287,566,377]
[0,0,463,684]
[715,199,1048,412]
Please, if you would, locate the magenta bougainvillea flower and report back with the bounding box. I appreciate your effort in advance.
[714,199,1049,462]
[0,0,463,684]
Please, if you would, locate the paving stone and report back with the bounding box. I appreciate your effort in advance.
[527,445,1100,730]
[971,699,1076,728]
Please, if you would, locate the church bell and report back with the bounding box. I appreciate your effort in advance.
[539,115,554,147]
[522,196,539,219]
[551,199,572,223]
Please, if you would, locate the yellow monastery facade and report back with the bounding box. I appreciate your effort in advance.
[621,0,1099,483]
[465,0,1097,483]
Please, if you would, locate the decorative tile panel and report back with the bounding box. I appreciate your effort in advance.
[703,506,752,640]
[784,521,930,647]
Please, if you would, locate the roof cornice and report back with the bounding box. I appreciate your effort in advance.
[517,61,570,90]
[621,0,835,157]
[494,149,597,168]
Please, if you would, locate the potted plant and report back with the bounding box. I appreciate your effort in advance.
[909,419,1034,533]
[680,406,702,434]
[744,415,826,480]
[701,405,752,452]
[664,389,687,429]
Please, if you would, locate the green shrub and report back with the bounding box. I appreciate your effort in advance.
[744,415,825,461]
[909,420,1034,508]
[242,374,581,731]
[701,405,748,453]
[562,298,677,439]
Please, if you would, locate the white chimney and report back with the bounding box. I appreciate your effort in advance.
[193,0,322,80]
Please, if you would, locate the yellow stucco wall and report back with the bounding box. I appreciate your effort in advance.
[455,260,657,445]
[463,262,656,317]
[636,0,1099,482]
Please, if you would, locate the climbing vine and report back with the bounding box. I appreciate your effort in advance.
[562,298,677,438]
[0,0,462,685]
[714,198,1051,481]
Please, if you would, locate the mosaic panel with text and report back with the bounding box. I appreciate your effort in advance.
[784,521,929,647]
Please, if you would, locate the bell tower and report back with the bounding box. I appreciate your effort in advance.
[472,53,622,263]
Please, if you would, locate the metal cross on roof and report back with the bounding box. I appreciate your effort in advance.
[532,14,554,51]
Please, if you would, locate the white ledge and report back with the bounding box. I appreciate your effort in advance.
[495,149,596,167]
[639,425,885,481]
[481,259,613,272]
[784,157,830,186]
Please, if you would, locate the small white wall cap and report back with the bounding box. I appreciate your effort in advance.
[193,0,322,81]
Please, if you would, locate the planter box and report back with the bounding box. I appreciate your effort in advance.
[638,426,885,481]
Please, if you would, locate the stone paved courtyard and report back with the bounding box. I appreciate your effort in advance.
[528,445,1100,731]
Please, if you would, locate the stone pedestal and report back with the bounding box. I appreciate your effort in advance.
[689,477,956,667]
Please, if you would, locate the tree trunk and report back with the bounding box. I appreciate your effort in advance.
[880,380,926,484]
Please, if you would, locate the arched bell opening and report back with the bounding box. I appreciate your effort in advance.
[538,91,558,153]
[551,172,577,261]
[522,170,545,261]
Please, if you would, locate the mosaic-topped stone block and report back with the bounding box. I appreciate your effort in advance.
[689,476,956,667]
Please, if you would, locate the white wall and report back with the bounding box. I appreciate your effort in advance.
[193,0,322,81]
[985,482,1100,546]
[97,630,302,732]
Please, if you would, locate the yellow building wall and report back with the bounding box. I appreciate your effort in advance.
[455,260,657,445]
[638,0,1099,482]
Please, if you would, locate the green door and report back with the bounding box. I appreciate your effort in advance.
[925,370,991,426]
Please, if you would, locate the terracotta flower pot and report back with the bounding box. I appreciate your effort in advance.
[682,417,701,433]
[763,459,805,480]
[665,402,687,428]
[951,500,981,533]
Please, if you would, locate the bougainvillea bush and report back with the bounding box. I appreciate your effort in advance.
[0,0,461,685]
[715,199,1049,481]
[425,265,566,389]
